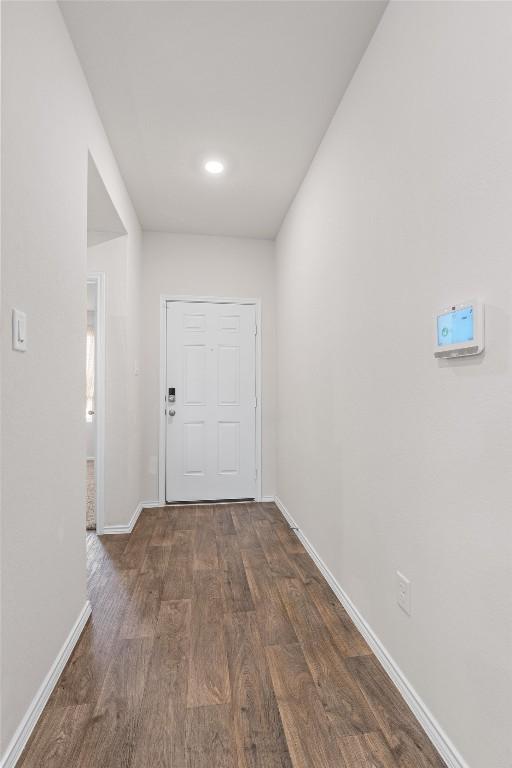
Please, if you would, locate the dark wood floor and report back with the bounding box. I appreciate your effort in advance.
[18,502,446,768]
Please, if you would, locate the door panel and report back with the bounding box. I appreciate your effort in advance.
[218,421,240,475]
[166,301,256,502]
[184,345,207,404]
[183,422,206,476]
[218,346,240,405]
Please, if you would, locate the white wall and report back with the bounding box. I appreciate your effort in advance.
[275,3,512,767]
[140,232,276,502]
[1,1,141,757]
[88,236,142,525]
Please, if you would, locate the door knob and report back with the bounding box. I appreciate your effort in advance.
[169,409,176,416]
[88,410,95,416]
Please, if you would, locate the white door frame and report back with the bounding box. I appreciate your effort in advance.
[87,272,106,534]
[159,294,262,504]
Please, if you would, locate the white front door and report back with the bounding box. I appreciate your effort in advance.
[165,300,257,502]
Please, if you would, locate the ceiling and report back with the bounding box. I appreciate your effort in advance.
[61,1,386,239]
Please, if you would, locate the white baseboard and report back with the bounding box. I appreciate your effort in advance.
[102,500,161,535]
[0,600,91,768]
[273,495,469,768]
[261,495,276,503]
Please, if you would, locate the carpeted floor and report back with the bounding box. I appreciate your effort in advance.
[86,459,96,530]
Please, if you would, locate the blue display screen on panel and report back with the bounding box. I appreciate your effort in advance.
[437,306,474,346]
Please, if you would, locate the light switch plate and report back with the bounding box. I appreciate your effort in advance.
[396,571,412,616]
[12,309,27,352]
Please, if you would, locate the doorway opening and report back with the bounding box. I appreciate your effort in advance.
[86,281,97,529]
[85,273,105,533]
[86,152,126,535]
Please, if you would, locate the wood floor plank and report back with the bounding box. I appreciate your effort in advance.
[129,511,155,540]
[185,704,237,768]
[131,600,191,768]
[245,501,268,522]
[119,562,163,639]
[215,505,237,535]
[306,579,372,658]
[187,570,231,707]
[274,523,306,555]
[253,520,298,578]
[292,551,326,586]
[75,637,153,768]
[129,509,158,546]
[239,539,268,570]
[88,542,123,579]
[118,519,152,570]
[302,639,379,739]
[244,561,298,647]
[224,611,293,768]
[231,505,261,551]
[89,566,139,637]
[276,576,326,644]
[194,507,219,570]
[50,622,105,707]
[162,529,195,601]
[346,655,447,768]
[91,536,129,576]
[150,511,176,546]
[142,544,171,579]
[171,505,198,530]
[337,732,399,768]
[217,533,254,613]
[86,537,130,599]
[18,704,90,768]
[259,502,285,525]
[265,642,346,768]
[278,578,378,738]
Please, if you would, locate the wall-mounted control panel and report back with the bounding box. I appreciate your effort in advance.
[12,309,27,352]
[434,300,484,358]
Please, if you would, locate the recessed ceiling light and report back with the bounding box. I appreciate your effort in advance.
[204,159,224,175]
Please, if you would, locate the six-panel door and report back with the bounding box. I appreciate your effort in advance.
[165,301,257,502]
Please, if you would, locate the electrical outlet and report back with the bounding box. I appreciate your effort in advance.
[396,571,411,616]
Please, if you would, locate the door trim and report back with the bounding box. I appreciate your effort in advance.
[87,272,106,535]
[158,295,262,505]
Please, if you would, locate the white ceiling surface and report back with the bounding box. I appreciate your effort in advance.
[62,1,386,239]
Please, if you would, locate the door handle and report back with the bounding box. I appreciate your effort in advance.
[88,410,95,416]
[169,409,176,416]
